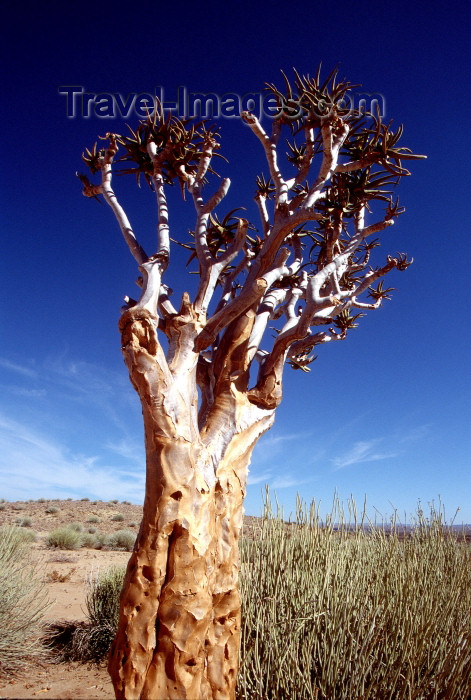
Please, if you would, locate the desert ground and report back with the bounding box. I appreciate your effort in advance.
[0,498,259,699]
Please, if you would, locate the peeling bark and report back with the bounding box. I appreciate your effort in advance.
[108,309,274,699]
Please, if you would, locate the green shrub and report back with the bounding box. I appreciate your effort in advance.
[45,505,59,514]
[87,526,97,534]
[98,532,109,549]
[81,533,98,548]
[87,515,100,523]
[19,517,32,528]
[109,499,119,504]
[45,566,125,662]
[0,503,6,511]
[37,497,46,503]
[86,566,125,627]
[81,565,125,659]
[237,497,471,700]
[0,526,49,672]
[46,527,82,550]
[69,522,83,532]
[111,513,124,522]
[106,530,136,551]
[81,497,90,502]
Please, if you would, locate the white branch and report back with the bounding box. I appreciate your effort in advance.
[361,219,395,237]
[201,178,231,215]
[241,111,288,207]
[101,161,148,265]
[349,297,381,310]
[134,258,163,315]
[151,172,170,265]
[286,126,315,190]
[246,288,287,363]
[255,194,270,236]
[302,121,349,210]
[194,218,248,314]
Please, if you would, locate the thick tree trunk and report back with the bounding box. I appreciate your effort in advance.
[108,308,275,699]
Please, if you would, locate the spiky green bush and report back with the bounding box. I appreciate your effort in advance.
[75,566,126,660]
[106,529,136,551]
[0,527,49,672]
[86,566,125,628]
[111,513,125,522]
[237,497,471,700]
[81,532,98,548]
[45,566,125,662]
[46,526,82,550]
[45,505,59,514]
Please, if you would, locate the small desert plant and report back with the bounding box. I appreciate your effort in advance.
[94,532,109,549]
[19,517,32,527]
[87,526,97,534]
[106,529,136,551]
[46,568,76,583]
[69,522,84,532]
[46,566,125,662]
[81,497,90,501]
[237,496,471,700]
[81,533,99,548]
[46,527,82,550]
[47,552,76,563]
[87,515,100,523]
[111,513,125,522]
[45,505,59,514]
[109,499,119,505]
[0,503,6,511]
[11,503,25,511]
[37,497,46,503]
[80,565,126,659]
[0,526,49,672]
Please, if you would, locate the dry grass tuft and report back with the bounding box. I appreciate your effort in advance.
[238,495,471,699]
[0,526,50,673]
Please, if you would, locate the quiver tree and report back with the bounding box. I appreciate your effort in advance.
[79,67,425,700]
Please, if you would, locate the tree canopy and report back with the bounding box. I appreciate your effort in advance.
[79,67,424,416]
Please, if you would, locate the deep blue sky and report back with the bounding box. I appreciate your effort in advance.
[1,0,470,523]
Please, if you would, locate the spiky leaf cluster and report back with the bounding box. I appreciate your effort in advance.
[82,102,225,190]
[266,66,359,128]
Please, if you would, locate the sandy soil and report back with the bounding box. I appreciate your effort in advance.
[0,498,260,699]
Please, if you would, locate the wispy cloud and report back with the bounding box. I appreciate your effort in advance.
[0,413,144,502]
[2,386,47,398]
[106,438,145,465]
[397,424,431,444]
[271,474,311,489]
[0,358,38,378]
[332,439,397,471]
[247,469,273,486]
